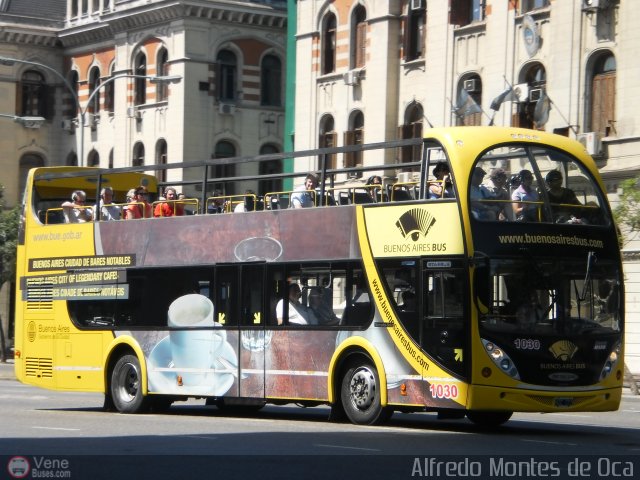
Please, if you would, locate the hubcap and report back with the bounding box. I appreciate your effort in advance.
[117,363,139,402]
[349,367,376,410]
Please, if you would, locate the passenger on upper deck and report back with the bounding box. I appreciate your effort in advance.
[94,187,121,221]
[290,173,318,208]
[154,187,184,217]
[365,175,384,201]
[428,162,454,199]
[545,170,583,224]
[511,169,540,222]
[208,189,225,214]
[276,283,316,325]
[125,186,153,219]
[483,168,513,221]
[469,167,495,220]
[62,190,93,223]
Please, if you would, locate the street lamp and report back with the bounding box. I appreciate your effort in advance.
[0,113,46,129]
[0,56,182,166]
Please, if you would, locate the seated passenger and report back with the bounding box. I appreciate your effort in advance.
[399,290,416,312]
[154,187,184,217]
[469,167,496,220]
[511,169,540,222]
[365,175,384,202]
[545,170,583,224]
[428,162,454,199]
[62,190,93,223]
[208,189,225,214]
[125,186,153,219]
[308,288,340,326]
[483,168,513,221]
[94,187,121,221]
[290,173,318,208]
[276,283,316,325]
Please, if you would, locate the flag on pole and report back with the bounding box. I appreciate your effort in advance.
[454,89,482,118]
[533,89,551,128]
[490,86,515,111]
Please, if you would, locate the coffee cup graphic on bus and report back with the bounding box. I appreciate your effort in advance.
[167,294,226,385]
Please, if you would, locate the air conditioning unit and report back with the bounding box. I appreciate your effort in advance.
[218,103,236,115]
[582,0,609,12]
[85,114,99,127]
[529,88,543,102]
[62,119,74,132]
[463,79,479,93]
[343,70,361,86]
[411,0,425,10]
[513,83,529,102]
[127,107,142,119]
[577,132,602,156]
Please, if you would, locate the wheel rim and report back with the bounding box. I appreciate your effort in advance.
[115,362,140,403]
[348,366,377,411]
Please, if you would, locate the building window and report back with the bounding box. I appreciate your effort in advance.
[108,148,114,169]
[351,6,367,69]
[157,48,169,102]
[155,139,167,184]
[133,142,145,167]
[261,55,282,106]
[589,53,616,137]
[19,154,45,198]
[259,144,282,195]
[66,152,78,167]
[405,0,426,61]
[319,115,337,170]
[213,140,236,194]
[104,65,115,113]
[322,13,337,74]
[450,0,484,27]
[20,70,48,118]
[520,0,549,13]
[455,74,482,126]
[67,70,80,118]
[514,63,546,130]
[399,103,423,165]
[87,149,100,167]
[88,66,101,115]
[134,53,146,106]
[344,111,364,172]
[216,50,237,102]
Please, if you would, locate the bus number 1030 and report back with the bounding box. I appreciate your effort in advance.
[514,338,541,350]
[429,383,459,399]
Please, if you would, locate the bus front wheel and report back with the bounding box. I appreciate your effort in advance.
[466,410,513,427]
[110,354,148,414]
[340,361,392,425]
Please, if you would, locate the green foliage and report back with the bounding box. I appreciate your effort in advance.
[613,176,640,244]
[0,183,20,285]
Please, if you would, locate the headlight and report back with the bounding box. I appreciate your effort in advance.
[482,339,520,379]
[600,342,621,381]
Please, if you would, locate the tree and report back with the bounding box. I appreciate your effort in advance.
[613,176,640,246]
[0,183,20,362]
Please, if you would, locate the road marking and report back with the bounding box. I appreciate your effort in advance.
[315,444,381,452]
[32,426,81,432]
[0,394,49,400]
[522,439,577,446]
[184,435,218,440]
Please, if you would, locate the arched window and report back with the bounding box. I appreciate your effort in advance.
[67,70,80,118]
[399,102,424,164]
[134,53,147,106]
[155,139,168,184]
[344,111,364,171]
[104,64,115,113]
[133,142,145,167]
[87,150,100,167]
[319,115,337,169]
[108,148,114,169]
[405,0,426,61]
[261,55,282,106]
[514,63,546,130]
[259,144,282,194]
[157,48,169,102]
[19,154,45,199]
[216,50,237,102]
[322,13,337,75]
[455,74,482,127]
[88,66,101,115]
[589,52,616,137]
[351,6,367,69]
[213,140,236,194]
[67,152,78,167]
[20,70,48,118]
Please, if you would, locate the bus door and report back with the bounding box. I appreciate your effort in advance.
[421,259,468,379]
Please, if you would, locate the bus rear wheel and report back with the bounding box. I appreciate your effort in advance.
[110,354,148,414]
[340,361,392,425]
[466,410,513,427]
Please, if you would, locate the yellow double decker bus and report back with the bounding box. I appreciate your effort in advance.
[14,127,623,427]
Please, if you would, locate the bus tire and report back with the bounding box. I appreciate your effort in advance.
[340,360,392,425]
[466,410,513,427]
[110,354,148,414]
